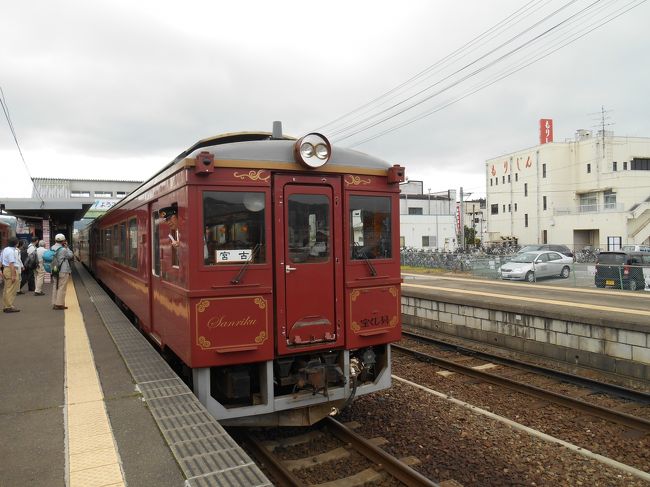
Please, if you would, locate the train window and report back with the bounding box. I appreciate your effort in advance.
[119,223,126,264]
[104,228,112,259]
[128,217,137,269]
[152,210,161,276]
[287,194,330,264]
[112,225,119,261]
[349,195,392,260]
[202,191,266,265]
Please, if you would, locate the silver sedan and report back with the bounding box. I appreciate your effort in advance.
[499,250,573,282]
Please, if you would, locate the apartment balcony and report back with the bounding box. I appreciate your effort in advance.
[553,203,625,215]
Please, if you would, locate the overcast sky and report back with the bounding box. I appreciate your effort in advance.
[2,0,649,200]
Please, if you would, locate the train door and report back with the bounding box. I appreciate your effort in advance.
[148,203,165,344]
[274,175,344,354]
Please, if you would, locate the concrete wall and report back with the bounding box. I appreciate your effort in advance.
[401,294,650,381]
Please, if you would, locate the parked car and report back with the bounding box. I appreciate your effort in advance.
[517,244,574,259]
[594,251,650,291]
[621,244,650,252]
[499,250,573,282]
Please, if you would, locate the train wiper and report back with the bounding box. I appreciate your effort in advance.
[230,244,261,285]
[353,242,377,277]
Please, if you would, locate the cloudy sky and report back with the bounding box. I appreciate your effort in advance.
[2,0,649,199]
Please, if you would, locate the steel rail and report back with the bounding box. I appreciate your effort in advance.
[238,432,303,487]
[394,344,650,433]
[324,417,439,487]
[403,330,650,404]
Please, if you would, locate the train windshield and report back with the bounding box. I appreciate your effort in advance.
[203,191,266,265]
[349,195,392,260]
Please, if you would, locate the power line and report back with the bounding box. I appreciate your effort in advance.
[320,0,646,147]
[0,85,45,206]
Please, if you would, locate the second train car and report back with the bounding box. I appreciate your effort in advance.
[81,122,405,426]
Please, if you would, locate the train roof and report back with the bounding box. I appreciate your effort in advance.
[174,131,393,171]
[97,130,397,220]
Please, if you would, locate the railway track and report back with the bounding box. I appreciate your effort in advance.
[237,417,438,487]
[394,334,650,433]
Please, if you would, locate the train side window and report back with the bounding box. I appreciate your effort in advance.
[202,191,266,266]
[128,217,138,269]
[119,223,126,265]
[105,228,112,259]
[112,225,119,262]
[152,210,161,276]
[349,195,392,260]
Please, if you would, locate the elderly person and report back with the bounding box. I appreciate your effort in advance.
[50,233,74,310]
[34,240,46,296]
[1,237,20,312]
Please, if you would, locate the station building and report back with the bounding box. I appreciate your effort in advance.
[399,180,458,250]
[485,123,650,251]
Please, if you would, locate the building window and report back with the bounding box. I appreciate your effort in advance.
[579,192,598,212]
[607,236,622,251]
[587,163,591,173]
[71,191,90,198]
[631,158,650,170]
[503,205,506,213]
[542,229,547,244]
[515,173,518,182]
[116,191,127,198]
[514,203,518,211]
[408,207,423,215]
[623,161,627,170]
[542,164,546,178]
[507,175,511,183]
[612,161,617,172]
[491,204,499,215]
[604,190,616,209]
[508,204,511,212]
[400,236,405,247]
[543,196,547,210]
[94,191,112,198]
[525,214,528,227]
[422,235,437,248]
[524,183,528,197]
[495,178,498,186]
[490,179,493,186]
[502,176,505,184]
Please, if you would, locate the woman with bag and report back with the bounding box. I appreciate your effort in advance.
[50,234,74,310]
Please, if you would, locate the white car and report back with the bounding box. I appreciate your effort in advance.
[499,250,573,282]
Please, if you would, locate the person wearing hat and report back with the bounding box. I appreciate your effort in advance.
[50,233,74,310]
[160,206,180,249]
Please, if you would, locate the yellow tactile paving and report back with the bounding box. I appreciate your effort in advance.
[65,280,125,487]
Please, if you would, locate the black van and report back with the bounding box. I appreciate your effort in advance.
[594,251,650,291]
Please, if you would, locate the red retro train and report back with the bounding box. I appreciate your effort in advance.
[79,122,405,426]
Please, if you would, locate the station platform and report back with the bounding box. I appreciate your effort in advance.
[0,263,272,487]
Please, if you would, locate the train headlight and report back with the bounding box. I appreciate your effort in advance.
[294,133,331,168]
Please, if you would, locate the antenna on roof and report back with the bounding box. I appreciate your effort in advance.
[272,121,283,139]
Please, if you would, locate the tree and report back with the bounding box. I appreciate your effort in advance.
[464,225,476,248]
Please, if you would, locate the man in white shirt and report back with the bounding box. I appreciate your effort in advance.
[1,237,20,312]
[34,240,47,296]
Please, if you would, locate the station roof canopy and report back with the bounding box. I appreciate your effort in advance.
[1,198,93,223]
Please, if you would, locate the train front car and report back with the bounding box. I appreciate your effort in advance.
[93,124,405,426]
[186,127,405,426]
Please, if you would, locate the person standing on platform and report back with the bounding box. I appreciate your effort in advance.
[50,233,74,310]
[25,236,38,292]
[15,239,25,295]
[1,237,20,313]
[34,240,46,296]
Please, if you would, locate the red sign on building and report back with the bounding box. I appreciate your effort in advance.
[539,119,553,144]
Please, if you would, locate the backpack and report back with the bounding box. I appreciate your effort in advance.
[24,251,38,271]
[43,248,62,274]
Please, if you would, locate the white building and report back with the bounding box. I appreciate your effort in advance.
[486,127,650,250]
[400,181,458,250]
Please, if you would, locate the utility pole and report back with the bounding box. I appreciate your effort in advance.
[459,187,464,250]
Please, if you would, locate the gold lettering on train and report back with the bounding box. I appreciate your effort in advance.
[207,315,257,329]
